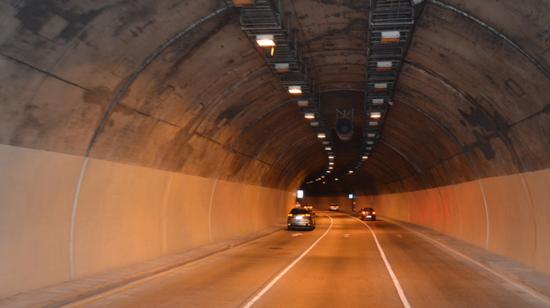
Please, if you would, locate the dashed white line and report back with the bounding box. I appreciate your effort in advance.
[242,215,334,308]
[350,216,411,308]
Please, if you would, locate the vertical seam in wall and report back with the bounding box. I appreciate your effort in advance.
[159,173,174,255]
[207,179,219,243]
[477,180,490,250]
[68,157,90,279]
[519,173,538,265]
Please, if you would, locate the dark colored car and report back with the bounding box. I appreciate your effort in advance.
[359,208,376,221]
[287,208,315,230]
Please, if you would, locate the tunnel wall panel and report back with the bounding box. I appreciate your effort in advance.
[371,169,549,275]
[0,144,292,297]
[0,144,81,298]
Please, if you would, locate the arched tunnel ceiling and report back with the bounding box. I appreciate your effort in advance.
[0,0,548,194]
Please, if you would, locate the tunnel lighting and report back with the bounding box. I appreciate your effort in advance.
[326,170,331,174]
[297,189,304,199]
[376,61,392,71]
[310,121,319,127]
[297,100,310,107]
[304,112,315,120]
[328,155,335,159]
[322,181,326,184]
[317,133,326,139]
[269,47,275,57]
[348,170,354,174]
[321,175,325,178]
[348,193,354,199]
[369,121,379,126]
[328,166,334,170]
[367,133,376,138]
[324,147,332,151]
[329,162,334,165]
[288,85,302,95]
[370,112,382,119]
[232,0,254,7]
[322,141,330,145]
[362,155,369,160]
[274,63,290,73]
[381,31,400,43]
[372,98,384,105]
[366,146,373,150]
[374,83,388,91]
[367,141,374,145]
[335,178,339,181]
[256,34,276,47]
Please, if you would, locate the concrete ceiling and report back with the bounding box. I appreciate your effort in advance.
[0,0,548,194]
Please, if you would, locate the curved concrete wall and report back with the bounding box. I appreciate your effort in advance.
[359,169,550,275]
[0,143,293,298]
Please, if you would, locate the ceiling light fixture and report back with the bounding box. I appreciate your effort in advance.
[370,112,382,119]
[274,63,289,73]
[256,34,276,47]
[288,85,302,95]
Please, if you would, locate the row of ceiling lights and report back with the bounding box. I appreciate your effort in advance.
[313,0,420,184]
[235,0,336,178]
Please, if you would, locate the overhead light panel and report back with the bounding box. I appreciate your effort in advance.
[372,98,384,105]
[374,83,388,91]
[317,133,326,139]
[348,170,354,174]
[369,121,379,126]
[310,121,319,127]
[376,61,392,71]
[256,34,275,47]
[297,100,309,107]
[381,31,400,43]
[232,0,254,7]
[328,155,335,159]
[370,112,382,119]
[304,112,315,120]
[325,147,332,151]
[274,63,289,73]
[288,85,302,95]
[329,162,334,165]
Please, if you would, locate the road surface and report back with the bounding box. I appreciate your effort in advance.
[69,212,547,308]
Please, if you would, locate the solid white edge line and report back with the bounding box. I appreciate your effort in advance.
[389,218,550,306]
[349,215,411,308]
[242,215,334,308]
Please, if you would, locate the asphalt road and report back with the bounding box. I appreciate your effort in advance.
[70,212,548,308]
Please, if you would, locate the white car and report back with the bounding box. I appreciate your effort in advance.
[329,203,339,211]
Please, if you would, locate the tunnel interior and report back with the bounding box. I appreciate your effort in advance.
[0,0,549,299]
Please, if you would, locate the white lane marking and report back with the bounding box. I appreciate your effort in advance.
[390,219,550,306]
[350,216,411,308]
[243,216,334,308]
[291,233,303,237]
